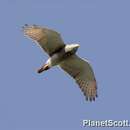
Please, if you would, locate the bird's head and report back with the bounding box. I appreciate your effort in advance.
[65,44,80,54]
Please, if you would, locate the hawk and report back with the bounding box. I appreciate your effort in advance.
[23,24,97,101]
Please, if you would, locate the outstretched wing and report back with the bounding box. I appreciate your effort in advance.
[59,54,97,101]
[23,24,65,56]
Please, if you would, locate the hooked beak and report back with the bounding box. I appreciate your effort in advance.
[37,64,50,73]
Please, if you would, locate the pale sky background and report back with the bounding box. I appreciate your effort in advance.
[0,0,130,130]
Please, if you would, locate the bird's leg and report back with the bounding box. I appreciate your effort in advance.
[37,64,50,73]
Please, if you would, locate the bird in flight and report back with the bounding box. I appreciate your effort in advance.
[22,24,97,102]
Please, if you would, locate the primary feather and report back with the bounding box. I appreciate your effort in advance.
[23,24,65,56]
